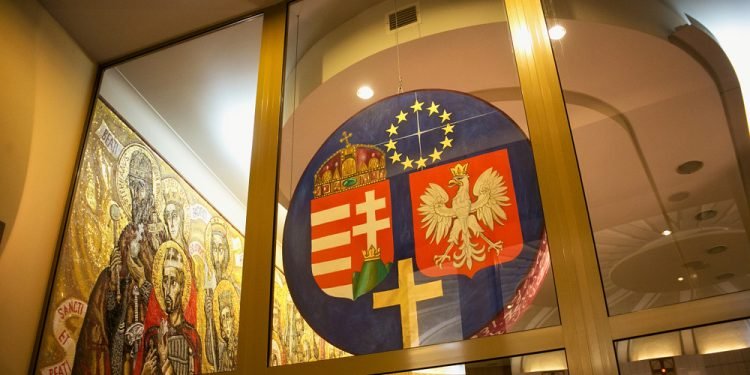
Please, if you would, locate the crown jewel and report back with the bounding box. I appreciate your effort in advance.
[313,132,387,198]
[362,245,381,261]
[450,163,468,177]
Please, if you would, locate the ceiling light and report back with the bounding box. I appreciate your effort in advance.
[357,85,374,100]
[548,25,566,40]
[506,304,513,309]
[677,277,684,282]
[628,331,683,361]
[695,210,717,221]
[662,230,672,236]
[676,160,704,174]
[694,320,750,355]
[522,350,568,372]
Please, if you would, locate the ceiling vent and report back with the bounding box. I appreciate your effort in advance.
[388,5,418,31]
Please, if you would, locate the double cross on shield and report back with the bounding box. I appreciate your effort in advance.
[283,89,547,354]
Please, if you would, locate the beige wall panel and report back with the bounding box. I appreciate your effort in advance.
[0,1,95,373]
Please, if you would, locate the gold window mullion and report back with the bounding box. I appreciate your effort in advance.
[239,2,287,375]
[504,0,618,374]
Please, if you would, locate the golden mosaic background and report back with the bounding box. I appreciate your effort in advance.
[35,99,245,373]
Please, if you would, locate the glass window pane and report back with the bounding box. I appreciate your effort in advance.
[388,350,569,374]
[33,16,263,374]
[616,319,750,374]
[543,1,750,315]
[271,0,560,366]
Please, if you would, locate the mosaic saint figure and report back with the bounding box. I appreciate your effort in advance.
[203,219,237,370]
[270,299,286,365]
[161,177,190,249]
[141,242,201,375]
[291,309,306,363]
[74,146,168,375]
[212,281,239,371]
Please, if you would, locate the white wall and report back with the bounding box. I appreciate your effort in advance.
[0,1,95,373]
[99,68,247,232]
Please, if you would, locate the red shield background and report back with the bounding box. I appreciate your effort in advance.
[310,181,394,298]
[409,149,524,278]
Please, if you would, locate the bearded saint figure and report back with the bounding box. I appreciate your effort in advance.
[140,242,201,375]
[74,148,168,375]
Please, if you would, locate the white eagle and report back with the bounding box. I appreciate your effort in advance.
[418,163,511,270]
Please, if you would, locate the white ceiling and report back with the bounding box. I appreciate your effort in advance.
[39,0,279,63]
[114,16,263,209]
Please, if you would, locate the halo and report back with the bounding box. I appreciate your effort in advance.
[205,217,230,275]
[161,177,191,242]
[212,279,240,339]
[152,240,193,314]
[115,143,163,221]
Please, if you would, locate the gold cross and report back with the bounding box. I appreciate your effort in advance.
[339,131,352,146]
[373,259,443,348]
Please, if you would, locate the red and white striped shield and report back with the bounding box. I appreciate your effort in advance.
[310,181,394,300]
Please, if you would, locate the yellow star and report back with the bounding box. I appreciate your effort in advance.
[443,123,454,135]
[385,139,397,151]
[410,99,424,113]
[396,110,408,124]
[440,136,453,149]
[427,102,440,116]
[429,148,443,162]
[439,110,452,123]
[401,156,414,170]
[389,151,402,164]
[415,156,428,169]
[386,123,399,136]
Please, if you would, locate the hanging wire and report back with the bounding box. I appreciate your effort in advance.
[393,0,403,93]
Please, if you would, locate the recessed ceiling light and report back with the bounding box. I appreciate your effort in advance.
[695,210,717,221]
[676,160,704,175]
[357,85,374,100]
[677,277,684,282]
[662,229,672,236]
[548,25,566,40]
[706,245,728,255]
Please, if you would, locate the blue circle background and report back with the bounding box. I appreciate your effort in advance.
[282,90,544,354]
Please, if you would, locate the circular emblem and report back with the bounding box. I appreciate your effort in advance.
[283,90,545,354]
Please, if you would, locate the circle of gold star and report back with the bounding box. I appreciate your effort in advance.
[383,96,456,171]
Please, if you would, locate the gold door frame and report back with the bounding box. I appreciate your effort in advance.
[35,0,750,374]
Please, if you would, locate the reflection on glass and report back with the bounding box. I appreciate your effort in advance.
[32,16,262,374]
[616,319,750,374]
[388,350,568,374]
[543,1,750,315]
[272,0,560,366]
